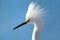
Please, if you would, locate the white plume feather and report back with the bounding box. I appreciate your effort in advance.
[26,2,45,20]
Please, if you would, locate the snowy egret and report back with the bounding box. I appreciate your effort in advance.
[13,2,45,40]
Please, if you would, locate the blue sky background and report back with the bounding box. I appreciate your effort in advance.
[0,0,60,40]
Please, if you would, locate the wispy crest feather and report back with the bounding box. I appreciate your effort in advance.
[26,2,45,19]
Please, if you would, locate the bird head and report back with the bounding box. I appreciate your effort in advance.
[13,2,45,30]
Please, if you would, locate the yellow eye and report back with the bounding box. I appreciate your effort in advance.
[25,19,30,23]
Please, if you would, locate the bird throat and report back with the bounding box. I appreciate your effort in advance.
[32,23,41,40]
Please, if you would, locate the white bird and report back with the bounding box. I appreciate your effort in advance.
[13,2,45,40]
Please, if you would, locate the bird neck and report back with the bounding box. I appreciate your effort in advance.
[32,22,41,40]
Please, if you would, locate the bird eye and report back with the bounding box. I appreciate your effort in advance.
[25,19,30,23]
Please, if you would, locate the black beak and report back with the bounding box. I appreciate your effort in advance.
[13,19,30,30]
[13,22,28,30]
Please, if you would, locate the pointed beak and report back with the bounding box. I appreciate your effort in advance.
[13,19,30,30]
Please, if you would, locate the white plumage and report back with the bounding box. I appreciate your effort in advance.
[26,2,45,21]
[13,2,46,40]
[26,2,45,40]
